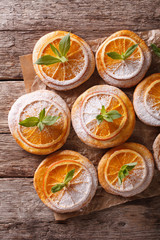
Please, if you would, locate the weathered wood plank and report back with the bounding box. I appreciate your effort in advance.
[1,0,160,32]
[0,0,160,31]
[0,134,44,177]
[0,0,160,79]
[0,178,160,240]
[0,81,25,133]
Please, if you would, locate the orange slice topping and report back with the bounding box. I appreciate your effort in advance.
[40,38,88,82]
[17,100,68,148]
[144,79,160,120]
[43,160,92,211]
[102,37,144,80]
[81,92,127,140]
[105,149,147,191]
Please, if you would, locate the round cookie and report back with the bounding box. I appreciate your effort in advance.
[98,142,154,197]
[133,73,160,126]
[33,31,95,91]
[34,150,98,213]
[96,30,151,88]
[153,134,160,170]
[71,85,135,148]
[8,90,70,155]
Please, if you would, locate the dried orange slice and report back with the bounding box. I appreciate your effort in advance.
[34,150,98,213]
[72,85,135,148]
[33,31,95,91]
[96,30,151,88]
[98,143,154,197]
[153,134,160,171]
[81,92,127,140]
[8,90,70,155]
[133,73,160,126]
[18,100,67,148]
[43,160,92,212]
[144,79,160,120]
[102,37,144,80]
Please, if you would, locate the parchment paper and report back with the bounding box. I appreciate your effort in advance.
[19,29,160,221]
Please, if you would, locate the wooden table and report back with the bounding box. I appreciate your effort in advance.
[0,1,160,239]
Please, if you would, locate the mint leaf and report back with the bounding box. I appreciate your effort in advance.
[39,108,45,122]
[96,114,104,125]
[50,43,61,58]
[118,162,137,185]
[59,33,70,57]
[106,44,139,60]
[103,115,113,122]
[151,44,160,58]
[37,122,44,131]
[107,110,122,120]
[42,116,60,125]
[64,169,75,184]
[51,183,65,193]
[96,106,122,124]
[101,105,106,115]
[19,117,39,127]
[125,162,138,171]
[123,44,139,60]
[34,55,61,65]
[19,108,60,131]
[106,52,122,59]
[35,34,71,66]
[51,168,75,194]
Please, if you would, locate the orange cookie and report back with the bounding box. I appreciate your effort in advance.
[96,30,151,88]
[98,143,154,197]
[8,90,70,155]
[133,73,160,126]
[71,85,135,148]
[34,150,98,213]
[153,134,160,170]
[33,31,95,91]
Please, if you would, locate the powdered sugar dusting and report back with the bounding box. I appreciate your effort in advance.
[96,31,151,88]
[8,90,70,154]
[44,160,93,212]
[153,134,160,171]
[134,77,160,126]
[71,85,133,148]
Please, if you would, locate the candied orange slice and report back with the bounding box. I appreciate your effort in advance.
[17,100,68,149]
[102,37,144,80]
[81,92,127,140]
[41,38,87,81]
[144,79,160,120]
[43,160,92,212]
[105,149,147,191]
[98,143,154,197]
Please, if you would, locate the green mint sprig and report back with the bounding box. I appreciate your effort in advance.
[151,44,160,58]
[19,108,60,131]
[118,162,137,185]
[106,44,139,60]
[96,105,122,125]
[35,33,70,65]
[51,169,75,193]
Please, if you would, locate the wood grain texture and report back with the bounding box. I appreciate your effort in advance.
[1,0,160,32]
[0,178,160,240]
[1,0,160,238]
[0,0,160,79]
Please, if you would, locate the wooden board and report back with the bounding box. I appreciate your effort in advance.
[0,179,160,240]
[1,0,160,239]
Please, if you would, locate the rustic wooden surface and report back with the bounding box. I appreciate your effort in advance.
[0,1,160,239]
